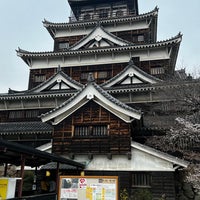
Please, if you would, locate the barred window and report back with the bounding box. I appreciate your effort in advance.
[138,35,144,42]
[98,71,108,79]
[9,110,39,119]
[81,72,89,80]
[116,10,124,17]
[74,125,108,137]
[99,9,109,19]
[132,173,152,187]
[59,42,69,49]
[25,110,39,118]
[9,111,24,119]
[34,74,46,83]
[81,71,109,80]
[150,67,165,75]
[84,14,91,20]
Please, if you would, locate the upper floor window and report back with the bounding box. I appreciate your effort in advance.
[116,10,124,17]
[99,9,109,19]
[84,13,91,20]
[9,110,39,119]
[81,71,109,80]
[138,35,144,42]
[34,74,46,83]
[97,71,108,79]
[59,42,69,50]
[74,125,108,137]
[150,67,165,75]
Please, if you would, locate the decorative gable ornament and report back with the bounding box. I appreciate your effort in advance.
[70,25,131,50]
[95,35,102,42]
[87,93,94,100]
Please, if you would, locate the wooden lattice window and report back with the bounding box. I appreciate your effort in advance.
[9,111,24,119]
[59,42,69,49]
[132,173,152,188]
[74,125,108,137]
[138,35,144,42]
[150,67,165,75]
[81,71,109,80]
[84,13,91,20]
[99,9,109,19]
[116,10,124,17]
[34,74,46,83]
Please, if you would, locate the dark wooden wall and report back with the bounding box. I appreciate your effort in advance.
[151,172,175,200]
[52,101,131,156]
[28,63,127,89]
[84,171,176,200]
[28,58,170,90]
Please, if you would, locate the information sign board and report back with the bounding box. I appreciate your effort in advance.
[58,176,118,200]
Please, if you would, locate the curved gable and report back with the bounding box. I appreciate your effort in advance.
[41,80,141,125]
[70,25,131,50]
[28,69,83,93]
[102,60,162,88]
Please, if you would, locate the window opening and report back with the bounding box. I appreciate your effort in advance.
[74,125,108,137]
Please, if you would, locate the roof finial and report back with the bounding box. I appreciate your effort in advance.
[87,73,95,83]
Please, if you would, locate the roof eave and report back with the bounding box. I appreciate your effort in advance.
[131,141,189,169]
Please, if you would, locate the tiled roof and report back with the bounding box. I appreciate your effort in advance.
[16,33,182,58]
[41,78,142,124]
[132,141,189,168]
[41,81,141,119]
[27,69,83,93]
[0,121,53,135]
[92,82,141,114]
[8,69,83,95]
[40,162,78,170]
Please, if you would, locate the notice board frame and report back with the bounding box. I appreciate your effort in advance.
[58,175,118,200]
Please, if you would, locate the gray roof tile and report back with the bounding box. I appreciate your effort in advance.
[0,121,53,134]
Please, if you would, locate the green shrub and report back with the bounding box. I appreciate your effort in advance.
[132,188,152,200]
[120,188,129,200]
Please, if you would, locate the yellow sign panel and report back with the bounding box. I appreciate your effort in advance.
[0,179,8,199]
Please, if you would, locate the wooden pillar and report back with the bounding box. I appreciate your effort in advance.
[4,163,8,177]
[56,162,60,194]
[18,155,25,198]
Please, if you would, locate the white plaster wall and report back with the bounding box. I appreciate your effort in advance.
[74,148,175,172]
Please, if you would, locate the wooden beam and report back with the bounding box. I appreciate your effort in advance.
[4,163,8,177]
[18,155,25,198]
[56,162,60,194]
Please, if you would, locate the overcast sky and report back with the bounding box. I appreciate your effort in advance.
[0,0,200,93]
